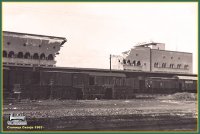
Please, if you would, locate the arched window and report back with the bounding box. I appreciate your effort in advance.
[162,63,166,68]
[40,53,45,60]
[33,53,39,59]
[177,64,181,69]
[162,63,165,68]
[133,60,136,66]
[184,65,189,69]
[154,62,158,67]
[24,52,31,59]
[154,63,157,67]
[137,61,141,66]
[170,64,174,68]
[127,60,131,65]
[123,59,126,64]
[8,51,14,58]
[48,54,54,60]
[3,51,7,57]
[17,52,23,58]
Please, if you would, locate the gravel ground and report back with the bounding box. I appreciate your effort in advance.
[3,99,196,118]
[3,93,197,131]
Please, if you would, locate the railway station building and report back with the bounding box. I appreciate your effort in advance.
[2,31,197,100]
[111,42,193,74]
[3,31,67,67]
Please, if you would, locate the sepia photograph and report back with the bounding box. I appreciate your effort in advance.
[2,2,198,132]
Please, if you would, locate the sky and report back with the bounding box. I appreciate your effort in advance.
[2,2,198,73]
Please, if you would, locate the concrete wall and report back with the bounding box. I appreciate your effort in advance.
[111,46,193,74]
[124,47,150,71]
[3,32,63,66]
[151,49,192,74]
[3,58,56,66]
[151,43,165,50]
[111,55,123,70]
[3,36,61,56]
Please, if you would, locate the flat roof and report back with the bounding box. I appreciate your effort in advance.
[135,42,164,47]
[3,64,197,77]
[174,76,197,80]
[3,31,67,41]
[84,72,126,77]
[151,48,192,54]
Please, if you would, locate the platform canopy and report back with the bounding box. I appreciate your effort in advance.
[174,76,197,80]
[85,72,126,77]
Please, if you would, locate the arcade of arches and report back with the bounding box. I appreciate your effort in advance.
[3,50,54,60]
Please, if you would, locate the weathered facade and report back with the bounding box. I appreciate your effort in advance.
[111,42,193,74]
[3,31,66,67]
[2,32,196,100]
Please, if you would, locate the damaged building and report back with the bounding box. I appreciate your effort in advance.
[2,32,197,100]
[3,31,66,67]
[111,42,193,74]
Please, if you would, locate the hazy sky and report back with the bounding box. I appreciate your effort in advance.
[3,2,198,73]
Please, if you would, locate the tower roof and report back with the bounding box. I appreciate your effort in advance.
[135,42,164,47]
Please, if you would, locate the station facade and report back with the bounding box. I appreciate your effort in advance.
[3,31,66,67]
[2,32,196,100]
[111,42,193,74]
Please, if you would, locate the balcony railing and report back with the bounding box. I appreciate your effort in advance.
[3,57,56,66]
[123,64,142,71]
[152,66,191,73]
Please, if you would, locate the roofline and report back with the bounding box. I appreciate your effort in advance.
[151,49,192,54]
[135,42,164,47]
[3,31,67,41]
[3,64,197,77]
